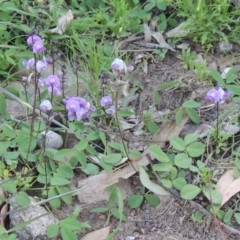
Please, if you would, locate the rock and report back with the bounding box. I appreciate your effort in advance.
[37,130,63,149]
[9,196,58,240]
[218,42,233,52]
[232,0,240,6]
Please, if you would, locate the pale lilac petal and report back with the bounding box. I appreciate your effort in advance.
[27,35,42,46]
[45,75,60,87]
[105,105,115,115]
[66,100,80,112]
[68,110,75,121]
[205,89,220,102]
[40,100,52,111]
[101,96,112,107]
[36,60,47,73]
[33,41,46,53]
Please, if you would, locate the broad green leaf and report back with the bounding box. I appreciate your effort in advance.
[184,134,199,146]
[60,227,77,240]
[147,121,159,134]
[3,151,19,159]
[100,158,113,172]
[174,153,191,169]
[170,137,185,151]
[87,131,99,141]
[159,20,167,31]
[15,191,30,207]
[210,70,225,85]
[203,189,222,205]
[117,110,134,117]
[148,144,169,162]
[1,124,15,138]
[128,195,144,208]
[176,107,183,125]
[157,2,166,10]
[109,186,117,206]
[76,151,87,167]
[86,145,98,156]
[182,100,200,108]
[186,142,205,157]
[235,213,240,224]
[1,180,16,193]
[48,187,61,209]
[0,93,6,115]
[144,2,155,11]
[61,217,82,231]
[223,209,233,226]
[74,139,88,151]
[186,108,200,124]
[18,136,37,152]
[45,149,58,159]
[81,163,99,175]
[161,179,172,188]
[20,152,37,162]
[99,131,106,146]
[55,149,74,162]
[110,208,126,221]
[139,167,169,195]
[51,177,70,186]
[180,184,201,200]
[56,186,72,205]
[56,166,74,179]
[173,177,187,190]
[47,224,60,238]
[170,167,178,180]
[145,194,160,206]
[152,163,172,171]
[102,154,122,164]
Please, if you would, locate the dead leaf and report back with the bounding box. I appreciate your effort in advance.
[208,61,218,70]
[216,170,240,205]
[151,31,176,52]
[0,203,9,228]
[217,55,235,71]
[143,23,152,42]
[166,22,190,38]
[80,226,111,240]
[48,10,73,34]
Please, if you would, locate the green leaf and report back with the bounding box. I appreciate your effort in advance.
[1,124,15,138]
[90,207,109,213]
[15,191,30,207]
[109,186,117,206]
[81,163,99,175]
[186,108,200,124]
[51,177,70,186]
[102,154,122,164]
[235,213,240,224]
[182,100,200,108]
[139,167,169,195]
[48,187,61,209]
[76,151,87,167]
[110,208,126,221]
[87,131,99,141]
[144,2,155,12]
[56,186,72,205]
[176,107,183,125]
[147,121,159,134]
[145,194,160,206]
[167,18,178,27]
[128,195,144,208]
[61,217,82,231]
[55,149,74,162]
[159,20,167,31]
[161,179,172,188]
[156,2,166,10]
[117,110,134,117]
[60,227,77,240]
[170,167,178,180]
[170,137,185,151]
[174,153,191,169]
[18,136,37,152]
[184,134,199,146]
[47,224,60,238]
[148,144,169,162]
[99,131,106,146]
[180,184,201,200]
[74,139,88,151]
[210,70,225,85]
[223,209,233,226]
[186,142,205,157]
[56,165,74,179]
[152,163,172,171]
[173,177,187,190]
[203,189,222,205]
[1,180,17,193]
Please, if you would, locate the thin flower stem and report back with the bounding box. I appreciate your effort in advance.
[216,102,219,147]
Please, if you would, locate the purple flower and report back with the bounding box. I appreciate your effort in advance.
[127,65,134,72]
[205,86,230,103]
[63,96,91,121]
[40,100,52,111]
[43,56,53,64]
[45,75,60,87]
[22,58,35,69]
[48,86,62,96]
[106,105,115,115]
[36,60,48,73]
[33,41,46,53]
[101,96,112,107]
[111,59,127,72]
[27,34,42,46]
[38,78,45,88]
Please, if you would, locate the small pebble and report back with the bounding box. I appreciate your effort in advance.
[37,130,63,149]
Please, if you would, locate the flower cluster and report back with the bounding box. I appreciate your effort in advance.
[27,34,46,53]
[111,58,133,77]
[101,96,115,115]
[63,96,93,121]
[205,86,230,103]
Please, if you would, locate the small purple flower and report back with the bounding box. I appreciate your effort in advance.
[111,59,127,71]
[43,56,53,64]
[37,78,45,88]
[101,96,112,107]
[27,34,42,46]
[45,75,60,87]
[106,105,115,115]
[33,41,46,53]
[66,99,81,112]
[127,65,134,72]
[22,58,35,69]
[36,60,48,73]
[90,106,96,112]
[40,100,52,111]
[48,86,62,96]
[205,86,230,103]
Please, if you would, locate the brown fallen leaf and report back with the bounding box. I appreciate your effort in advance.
[0,203,9,228]
[47,10,73,34]
[216,170,240,206]
[80,226,111,240]
[143,23,152,42]
[151,31,176,52]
